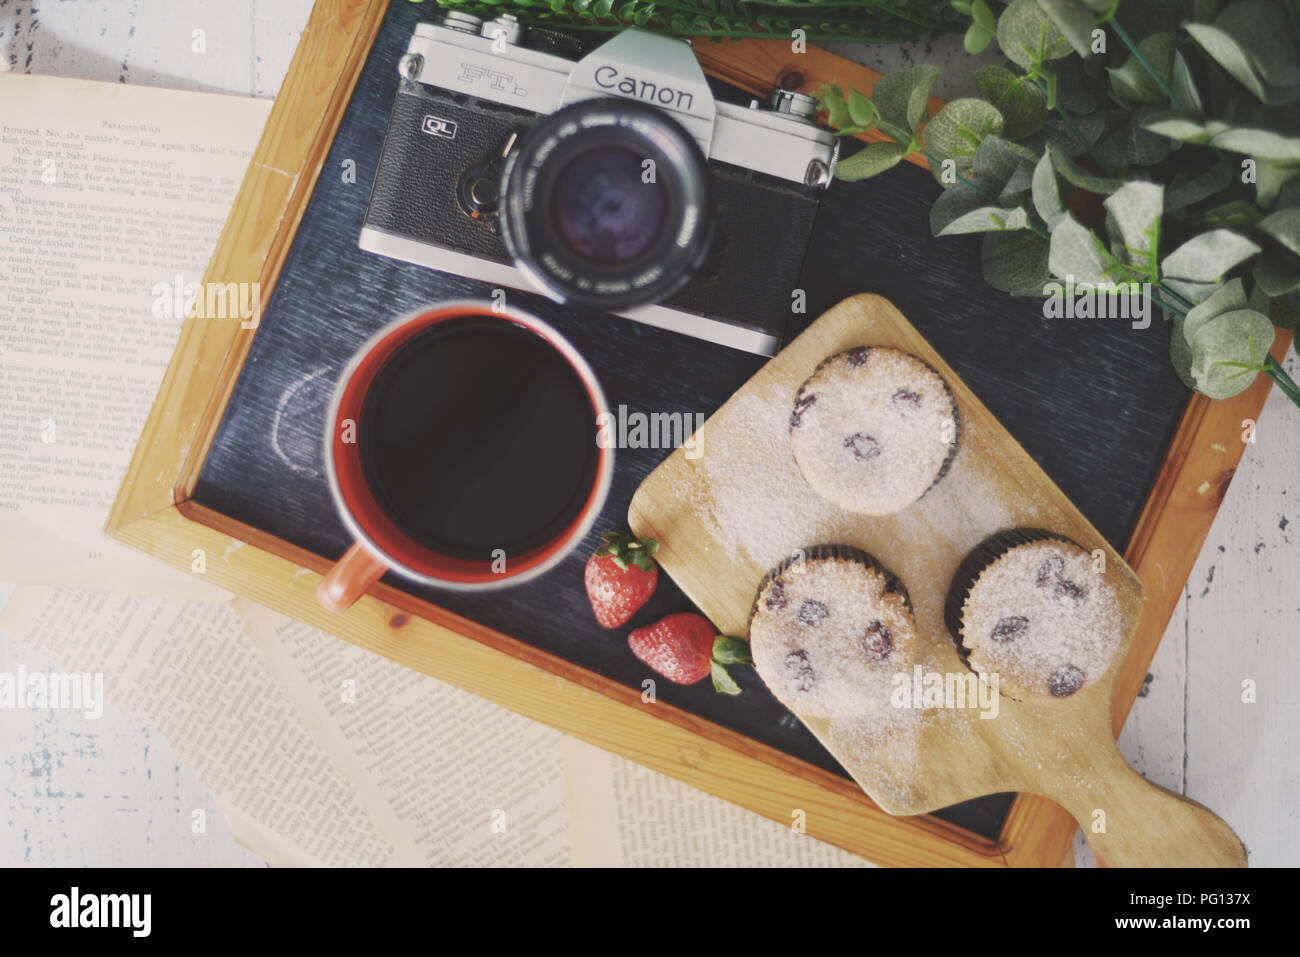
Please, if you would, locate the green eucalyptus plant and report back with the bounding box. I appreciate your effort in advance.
[423,0,965,44]
[820,0,1300,408]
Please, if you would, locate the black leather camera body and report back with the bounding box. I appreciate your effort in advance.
[360,13,838,355]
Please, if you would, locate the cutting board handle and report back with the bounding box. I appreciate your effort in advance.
[1036,737,1247,867]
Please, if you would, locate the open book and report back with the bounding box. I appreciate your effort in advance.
[0,73,865,867]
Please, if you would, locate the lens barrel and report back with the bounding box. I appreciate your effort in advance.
[500,98,714,311]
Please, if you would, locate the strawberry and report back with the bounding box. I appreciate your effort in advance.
[584,531,659,628]
[627,613,750,694]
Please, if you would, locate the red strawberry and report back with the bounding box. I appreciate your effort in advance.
[628,613,715,685]
[627,615,750,694]
[584,531,659,628]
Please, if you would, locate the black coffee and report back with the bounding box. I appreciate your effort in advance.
[358,317,599,560]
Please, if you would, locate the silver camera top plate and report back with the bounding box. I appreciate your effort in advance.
[404,22,836,186]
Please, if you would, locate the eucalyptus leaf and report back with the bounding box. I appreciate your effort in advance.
[997,0,1073,69]
[820,84,851,129]
[1189,308,1277,398]
[1031,151,1065,223]
[1255,159,1300,207]
[1210,126,1300,162]
[965,0,998,53]
[1257,208,1300,256]
[1249,283,1300,329]
[1035,0,1095,57]
[847,90,879,128]
[973,135,1039,183]
[1165,156,1233,210]
[1161,229,1262,281]
[1094,109,1174,167]
[1163,276,1226,306]
[1142,109,1211,143]
[1055,56,1101,114]
[1170,50,1204,112]
[925,98,1005,161]
[974,64,1048,139]
[1183,277,1249,344]
[1047,142,1125,193]
[1108,32,1177,103]
[1044,111,1106,157]
[835,141,908,182]
[1103,182,1164,268]
[872,65,941,134]
[982,230,1053,295]
[1185,21,1269,100]
[1254,249,1300,295]
[1214,0,1300,87]
[1000,159,1037,204]
[1184,199,1263,229]
[1142,109,1230,144]
[931,181,1031,235]
[1049,215,1108,285]
[1170,315,1198,389]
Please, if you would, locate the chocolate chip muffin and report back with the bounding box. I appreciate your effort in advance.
[944,529,1123,702]
[749,545,917,719]
[789,346,960,516]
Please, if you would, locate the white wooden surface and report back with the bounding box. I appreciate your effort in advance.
[1,0,1296,868]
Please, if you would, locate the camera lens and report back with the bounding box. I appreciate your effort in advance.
[500,98,714,311]
[551,146,667,265]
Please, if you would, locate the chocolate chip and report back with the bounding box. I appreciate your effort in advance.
[765,580,787,611]
[1049,665,1085,697]
[784,650,816,692]
[844,433,881,462]
[892,388,922,408]
[991,616,1028,641]
[790,392,816,429]
[1054,579,1087,605]
[846,347,870,367]
[861,620,892,660]
[796,599,828,625]
[1035,555,1065,586]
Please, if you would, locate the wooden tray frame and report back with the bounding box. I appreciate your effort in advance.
[107,0,1291,867]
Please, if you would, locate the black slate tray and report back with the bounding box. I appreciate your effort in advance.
[193,1,1189,843]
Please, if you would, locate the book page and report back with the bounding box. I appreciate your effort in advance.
[561,737,872,866]
[233,599,571,866]
[0,73,269,595]
[0,586,392,866]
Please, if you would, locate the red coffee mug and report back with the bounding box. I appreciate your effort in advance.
[317,301,613,612]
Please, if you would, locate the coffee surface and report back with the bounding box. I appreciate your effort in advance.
[359,317,599,559]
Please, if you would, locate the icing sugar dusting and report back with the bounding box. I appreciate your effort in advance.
[791,347,957,515]
[749,555,917,720]
[961,541,1122,700]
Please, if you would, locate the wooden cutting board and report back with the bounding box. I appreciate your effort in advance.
[629,294,1246,867]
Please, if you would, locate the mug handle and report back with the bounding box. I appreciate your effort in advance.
[317,542,389,612]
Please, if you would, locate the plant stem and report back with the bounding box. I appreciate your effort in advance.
[1151,291,1187,316]
[1158,284,1198,313]
[1264,354,1300,410]
[1109,18,1183,109]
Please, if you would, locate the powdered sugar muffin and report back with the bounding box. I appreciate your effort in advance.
[789,346,960,516]
[945,529,1123,702]
[749,545,917,719]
